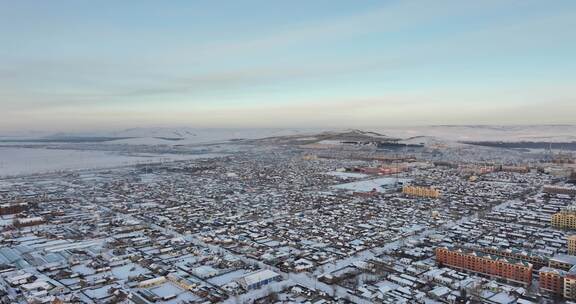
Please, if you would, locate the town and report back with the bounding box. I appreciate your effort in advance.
[1,131,576,304]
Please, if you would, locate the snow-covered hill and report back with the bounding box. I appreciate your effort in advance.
[105,127,326,145]
[1,125,575,145]
[372,125,576,143]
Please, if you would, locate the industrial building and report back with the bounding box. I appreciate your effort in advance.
[435,247,533,285]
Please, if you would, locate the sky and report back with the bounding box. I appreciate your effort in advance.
[1,0,575,131]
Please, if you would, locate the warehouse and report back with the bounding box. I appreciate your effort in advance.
[237,269,281,290]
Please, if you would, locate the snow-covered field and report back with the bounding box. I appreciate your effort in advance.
[331,177,412,193]
[0,147,220,177]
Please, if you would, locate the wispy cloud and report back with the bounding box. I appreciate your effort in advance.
[1,0,575,130]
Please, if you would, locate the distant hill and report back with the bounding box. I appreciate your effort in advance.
[370,125,576,143]
[1,125,575,146]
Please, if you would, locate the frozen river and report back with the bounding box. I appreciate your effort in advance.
[0,147,221,177]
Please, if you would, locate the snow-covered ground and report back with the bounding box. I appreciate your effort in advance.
[331,177,411,193]
[326,171,369,179]
[0,147,220,177]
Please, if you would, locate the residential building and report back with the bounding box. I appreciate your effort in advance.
[568,235,576,255]
[403,186,440,198]
[544,186,576,196]
[550,255,576,271]
[565,274,576,299]
[435,247,533,285]
[539,267,566,296]
[477,247,548,270]
[552,206,576,229]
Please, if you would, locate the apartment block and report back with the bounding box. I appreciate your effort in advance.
[403,186,440,198]
[552,206,576,229]
[539,267,566,296]
[435,247,532,285]
[569,235,576,255]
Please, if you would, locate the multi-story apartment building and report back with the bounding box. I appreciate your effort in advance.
[402,185,440,198]
[544,185,576,196]
[539,267,566,296]
[477,246,548,270]
[500,165,530,173]
[435,247,532,285]
[549,255,576,271]
[537,264,576,300]
[565,274,576,300]
[569,235,576,255]
[552,206,576,229]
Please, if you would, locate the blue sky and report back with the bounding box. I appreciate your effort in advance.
[1,0,575,131]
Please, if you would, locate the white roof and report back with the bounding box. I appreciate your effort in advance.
[21,281,52,291]
[240,269,280,286]
[18,216,44,223]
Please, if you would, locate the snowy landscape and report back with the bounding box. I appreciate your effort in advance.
[2,0,576,302]
[2,126,575,303]
[1,125,574,177]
